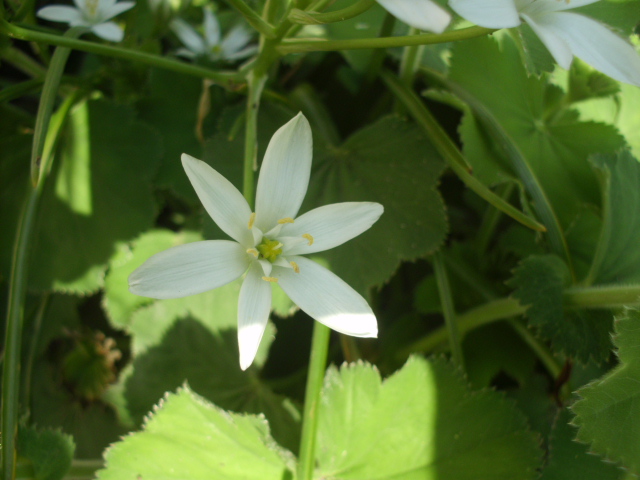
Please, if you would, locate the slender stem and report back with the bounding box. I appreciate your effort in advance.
[21,293,50,411]
[289,0,375,25]
[224,0,277,38]
[476,182,515,254]
[396,27,424,114]
[380,70,546,232]
[30,26,84,186]
[243,71,267,208]
[1,21,245,86]
[1,91,80,480]
[564,284,640,309]
[1,46,47,77]
[297,322,331,480]
[283,0,336,38]
[0,78,44,103]
[278,26,495,54]
[433,252,465,368]
[362,12,394,85]
[508,320,561,378]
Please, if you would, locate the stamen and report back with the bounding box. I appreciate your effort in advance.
[274,242,283,250]
[262,276,278,283]
[248,212,256,229]
[278,217,295,224]
[290,261,300,273]
[302,233,314,246]
[246,248,259,258]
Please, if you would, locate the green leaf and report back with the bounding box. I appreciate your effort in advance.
[124,319,300,452]
[316,357,542,479]
[97,387,294,480]
[29,99,162,293]
[450,36,624,227]
[509,255,613,362]
[303,115,447,294]
[17,425,75,480]
[572,308,640,474]
[102,229,202,328]
[540,409,625,480]
[587,150,640,285]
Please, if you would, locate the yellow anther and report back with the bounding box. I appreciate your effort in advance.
[277,217,295,224]
[290,261,300,273]
[248,212,256,229]
[302,233,314,246]
[262,276,278,283]
[246,248,259,258]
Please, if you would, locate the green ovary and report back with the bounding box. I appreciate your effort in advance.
[256,238,283,262]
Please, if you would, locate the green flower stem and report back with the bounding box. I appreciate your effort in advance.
[0,20,245,85]
[243,72,266,208]
[2,91,80,480]
[380,70,546,233]
[433,251,465,368]
[297,322,331,480]
[402,284,640,357]
[476,182,515,254]
[289,0,375,25]
[398,27,424,86]
[508,320,562,378]
[277,26,495,54]
[1,46,47,77]
[224,0,277,38]
[30,26,84,186]
[0,78,44,103]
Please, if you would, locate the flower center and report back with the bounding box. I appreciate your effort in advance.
[256,238,283,263]
[85,0,99,18]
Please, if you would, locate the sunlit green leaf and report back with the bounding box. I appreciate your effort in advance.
[572,308,640,475]
[97,387,294,480]
[316,357,542,479]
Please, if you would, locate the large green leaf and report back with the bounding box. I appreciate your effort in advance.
[28,99,162,293]
[124,319,299,452]
[97,387,294,480]
[303,115,447,294]
[316,357,542,479]
[451,35,624,227]
[540,409,624,480]
[572,308,640,474]
[587,150,640,285]
[17,425,75,480]
[509,255,612,363]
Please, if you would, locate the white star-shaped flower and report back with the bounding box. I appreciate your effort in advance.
[449,0,640,86]
[171,8,256,61]
[129,113,383,370]
[37,0,134,42]
[377,0,452,33]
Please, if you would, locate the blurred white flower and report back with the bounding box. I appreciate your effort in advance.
[450,0,640,86]
[129,113,383,370]
[171,8,256,61]
[37,0,134,42]
[377,0,451,33]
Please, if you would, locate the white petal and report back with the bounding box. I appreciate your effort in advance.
[182,154,254,246]
[546,0,600,12]
[449,0,521,28]
[238,263,272,370]
[221,25,251,58]
[224,45,258,61]
[255,113,312,232]
[73,0,88,13]
[203,8,221,47]
[276,256,377,338]
[171,18,206,54]
[101,1,134,20]
[543,12,640,87]
[377,0,451,33]
[37,6,83,24]
[91,21,124,41]
[129,240,249,299]
[280,202,383,255]
[521,12,573,69]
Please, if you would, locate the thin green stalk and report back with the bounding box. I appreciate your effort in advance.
[564,285,640,309]
[21,293,50,410]
[297,322,331,480]
[443,252,496,301]
[243,71,267,208]
[1,20,244,85]
[283,0,335,38]
[433,252,464,368]
[289,0,375,25]
[476,182,515,254]
[278,26,495,54]
[380,70,546,232]
[1,91,80,480]
[362,12,394,85]
[508,320,561,378]
[30,26,84,186]
[1,46,47,77]
[224,0,277,38]
[0,78,44,103]
[396,27,424,114]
